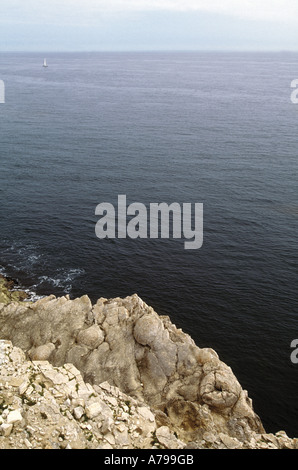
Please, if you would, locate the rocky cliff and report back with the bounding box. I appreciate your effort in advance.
[0,279,296,449]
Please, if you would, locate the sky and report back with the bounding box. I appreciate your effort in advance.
[1,0,298,51]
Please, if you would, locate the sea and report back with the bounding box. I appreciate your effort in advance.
[0,51,297,437]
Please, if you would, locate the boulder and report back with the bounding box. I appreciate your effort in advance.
[0,293,267,445]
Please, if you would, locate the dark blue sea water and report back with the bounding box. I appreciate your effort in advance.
[0,51,297,436]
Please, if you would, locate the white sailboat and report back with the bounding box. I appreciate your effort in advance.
[43,58,48,68]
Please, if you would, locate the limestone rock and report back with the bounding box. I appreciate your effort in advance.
[0,424,13,437]
[0,341,163,449]
[0,292,297,449]
[76,325,104,349]
[28,343,55,361]
[155,426,184,449]
[0,275,29,304]
[6,409,23,425]
[199,366,241,410]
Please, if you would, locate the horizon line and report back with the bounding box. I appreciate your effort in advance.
[1,48,298,53]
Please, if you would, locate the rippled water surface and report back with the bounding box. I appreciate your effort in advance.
[0,51,298,435]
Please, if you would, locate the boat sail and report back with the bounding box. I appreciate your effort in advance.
[43,58,48,68]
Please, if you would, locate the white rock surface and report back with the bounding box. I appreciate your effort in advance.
[0,294,297,449]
